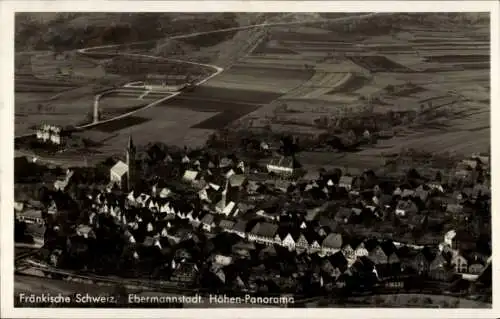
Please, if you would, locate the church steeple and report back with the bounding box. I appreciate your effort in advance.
[127,135,135,153]
[126,135,136,191]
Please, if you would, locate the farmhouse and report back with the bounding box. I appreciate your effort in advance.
[266,155,301,178]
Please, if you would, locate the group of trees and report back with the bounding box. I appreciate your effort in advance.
[15,12,240,53]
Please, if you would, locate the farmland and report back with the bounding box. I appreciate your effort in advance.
[14,13,490,171]
[231,13,490,171]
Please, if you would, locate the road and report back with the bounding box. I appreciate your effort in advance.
[14,12,381,148]
[19,12,380,137]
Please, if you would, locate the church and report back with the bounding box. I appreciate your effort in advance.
[110,136,136,191]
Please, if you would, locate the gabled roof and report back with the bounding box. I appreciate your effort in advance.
[219,219,235,229]
[110,161,128,177]
[182,170,199,182]
[336,207,352,219]
[322,233,343,249]
[380,240,397,256]
[250,222,279,238]
[232,220,248,233]
[329,251,348,271]
[396,199,418,211]
[401,189,415,198]
[268,156,301,169]
[339,176,354,186]
[229,174,247,188]
[219,157,234,168]
[200,213,215,225]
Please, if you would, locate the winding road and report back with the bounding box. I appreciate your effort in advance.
[71,13,381,131]
[15,13,380,163]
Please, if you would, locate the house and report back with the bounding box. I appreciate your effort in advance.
[452,253,469,273]
[415,187,429,202]
[216,201,239,217]
[380,240,397,259]
[14,201,24,212]
[16,209,43,225]
[54,169,74,191]
[232,241,255,259]
[259,245,277,259]
[170,262,199,285]
[338,176,354,191]
[213,254,233,266]
[354,242,369,258]
[110,161,128,189]
[461,159,478,170]
[395,200,418,217]
[75,224,95,239]
[200,213,215,232]
[219,219,235,232]
[229,174,248,190]
[321,233,343,254]
[446,203,464,214]
[305,206,323,221]
[427,181,444,193]
[296,233,309,250]
[266,155,301,177]
[335,207,352,224]
[341,244,356,267]
[401,189,415,198]
[281,230,300,250]
[231,220,248,238]
[471,153,489,166]
[182,170,199,183]
[429,253,451,281]
[468,262,485,275]
[387,252,400,267]
[368,245,388,265]
[256,209,280,221]
[247,222,279,245]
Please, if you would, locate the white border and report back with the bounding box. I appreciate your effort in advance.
[1,1,499,318]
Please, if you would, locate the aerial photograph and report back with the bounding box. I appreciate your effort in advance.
[13,12,491,308]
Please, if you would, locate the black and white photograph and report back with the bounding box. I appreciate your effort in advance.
[2,0,498,317]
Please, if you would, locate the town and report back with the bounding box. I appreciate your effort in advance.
[15,130,492,305]
[12,11,491,308]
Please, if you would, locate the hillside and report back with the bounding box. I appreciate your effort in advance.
[15,13,254,52]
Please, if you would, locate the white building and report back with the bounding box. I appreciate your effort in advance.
[110,160,129,189]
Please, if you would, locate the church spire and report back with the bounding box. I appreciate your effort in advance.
[126,134,136,191]
[127,135,135,152]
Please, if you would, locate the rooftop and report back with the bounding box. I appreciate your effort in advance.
[110,161,129,177]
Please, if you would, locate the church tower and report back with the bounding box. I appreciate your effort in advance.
[126,135,136,191]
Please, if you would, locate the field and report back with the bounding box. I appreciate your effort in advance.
[14,13,490,169]
[15,79,97,136]
[234,14,490,170]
